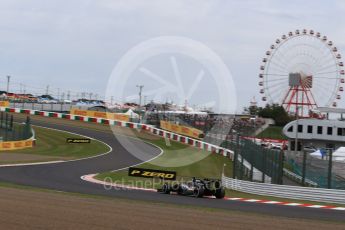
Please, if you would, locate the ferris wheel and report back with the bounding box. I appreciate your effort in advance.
[259,29,344,117]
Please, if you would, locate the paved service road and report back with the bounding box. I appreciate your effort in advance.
[0,115,344,222]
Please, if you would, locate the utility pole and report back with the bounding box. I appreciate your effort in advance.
[46,85,49,95]
[144,95,147,106]
[57,88,60,100]
[136,85,144,124]
[136,85,144,107]
[110,96,114,105]
[6,75,10,95]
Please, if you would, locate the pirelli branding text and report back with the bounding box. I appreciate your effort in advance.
[66,138,91,144]
[128,167,176,180]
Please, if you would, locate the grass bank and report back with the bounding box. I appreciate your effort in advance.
[256,126,286,140]
[0,126,110,164]
[96,136,233,188]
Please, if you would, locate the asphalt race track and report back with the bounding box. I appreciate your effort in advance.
[0,116,344,222]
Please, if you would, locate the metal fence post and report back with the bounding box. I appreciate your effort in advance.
[233,134,239,179]
[10,115,13,131]
[269,151,275,184]
[302,150,307,186]
[261,148,266,183]
[0,112,3,128]
[4,113,8,141]
[240,152,244,180]
[250,152,254,182]
[278,150,284,185]
[327,149,333,189]
[11,124,15,140]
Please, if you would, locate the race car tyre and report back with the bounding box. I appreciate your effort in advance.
[215,187,225,199]
[162,183,171,194]
[177,187,184,195]
[193,186,204,198]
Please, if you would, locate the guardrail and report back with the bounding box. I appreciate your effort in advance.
[222,175,345,204]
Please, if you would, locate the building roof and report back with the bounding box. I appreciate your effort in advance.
[317,107,345,114]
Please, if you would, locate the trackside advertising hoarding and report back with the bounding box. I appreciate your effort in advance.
[0,139,34,150]
[128,167,177,180]
[0,101,10,107]
[160,120,204,140]
[70,108,130,122]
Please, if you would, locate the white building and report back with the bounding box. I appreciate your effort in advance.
[283,109,345,151]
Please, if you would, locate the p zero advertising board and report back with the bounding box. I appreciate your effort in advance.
[128,167,177,180]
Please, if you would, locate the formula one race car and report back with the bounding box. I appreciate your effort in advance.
[158,177,225,199]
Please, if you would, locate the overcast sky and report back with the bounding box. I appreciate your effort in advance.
[0,0,345,112]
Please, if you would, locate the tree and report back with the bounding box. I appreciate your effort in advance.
[258,104,292,126]
[243,105,259,116]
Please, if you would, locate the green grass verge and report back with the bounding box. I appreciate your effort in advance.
[256,126,287,140]
[96,136,233,189]
[9,126,110,159]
